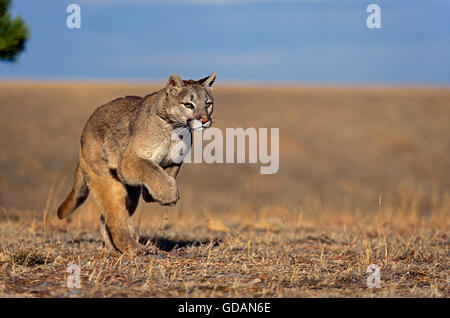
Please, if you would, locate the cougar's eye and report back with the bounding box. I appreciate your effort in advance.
[182,102,195,109]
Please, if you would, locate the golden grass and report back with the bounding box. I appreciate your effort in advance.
[0,199,448,297]
[0,82,448,297]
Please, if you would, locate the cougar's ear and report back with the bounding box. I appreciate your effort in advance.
[198,73,216,88]
[166,74,184,95]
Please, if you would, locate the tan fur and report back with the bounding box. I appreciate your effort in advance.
[57,73,216,255]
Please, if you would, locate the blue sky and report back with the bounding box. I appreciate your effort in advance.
[1,0,449,84]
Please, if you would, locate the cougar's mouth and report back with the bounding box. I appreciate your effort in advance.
[191,118,212,131]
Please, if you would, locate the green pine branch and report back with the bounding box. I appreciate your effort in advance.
[0,0,29,61]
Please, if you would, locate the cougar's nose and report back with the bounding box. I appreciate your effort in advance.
[200,117,209,124]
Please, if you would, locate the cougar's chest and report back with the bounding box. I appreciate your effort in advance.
[137,140,170,165]
[136,122,191,168]
[161,130,191,167]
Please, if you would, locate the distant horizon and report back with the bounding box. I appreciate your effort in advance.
[2,77,449,90]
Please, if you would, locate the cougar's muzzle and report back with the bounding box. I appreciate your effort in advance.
[191,116,212,131]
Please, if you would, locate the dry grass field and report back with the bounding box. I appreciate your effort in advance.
[0,82,448,297]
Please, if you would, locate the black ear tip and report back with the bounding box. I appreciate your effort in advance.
[199,73,216,87]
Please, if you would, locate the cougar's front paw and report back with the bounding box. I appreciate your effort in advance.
[146,176,179,206]
[160,176,179,206]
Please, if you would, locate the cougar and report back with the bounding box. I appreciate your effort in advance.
[57,73,216,255]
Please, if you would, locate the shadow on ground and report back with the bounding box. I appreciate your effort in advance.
[139,236,222,252]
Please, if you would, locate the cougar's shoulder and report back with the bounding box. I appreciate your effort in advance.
[80,95,145,168]
[82,95,142,136]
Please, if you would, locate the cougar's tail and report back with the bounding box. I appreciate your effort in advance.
[57,162,89,219]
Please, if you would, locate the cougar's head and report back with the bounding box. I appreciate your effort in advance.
[162,73,216,130]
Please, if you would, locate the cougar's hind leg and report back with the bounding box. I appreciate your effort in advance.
[57,162,89,219]
[123,185,157,252]
[84,165,148,255]
[100,214,116,251]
